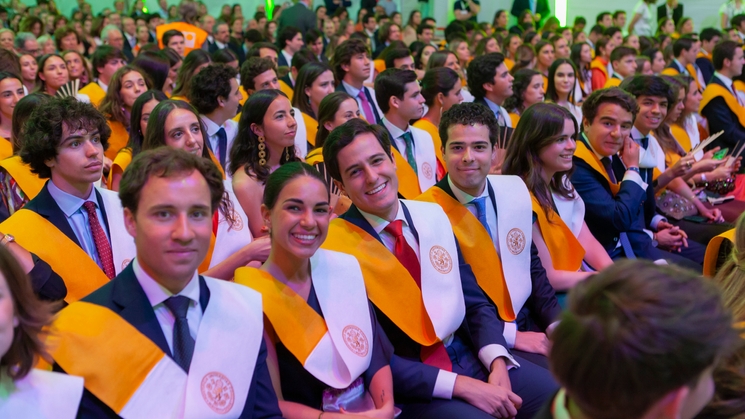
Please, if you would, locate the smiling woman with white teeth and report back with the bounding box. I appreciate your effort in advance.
[235,162,395,419]
[503,102,613,298]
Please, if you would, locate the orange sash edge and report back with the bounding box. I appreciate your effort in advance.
[416,187,516,321]
[306,148,323,165]
[529,194,585,272]
[700,83,745,128]
[411,118,445,167]
[207,149,226,179]
[0,156,46,200]
[302,112,318,148]
[574,141,620,195]
[0,209,109,302]
[198,230,217,274]
[234,267,327,363]
[322,218,439,345]
[392,148,421,198]
[704,228,735,277]
[48,302,166,413]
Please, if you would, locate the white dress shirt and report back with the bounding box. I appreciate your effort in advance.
[280,49,293,67]
[200,115,237,175]
[382,117,414,161]
[133,258,202,354]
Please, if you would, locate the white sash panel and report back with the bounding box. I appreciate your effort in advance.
[488,175,532,314]
[552,186,585,238]
[209,180,254,269]
[639,134,665,173]
[293,106,308,158]
[183,277,263,419]
[120,359,187,419]
[402,200,466,340]
[0,369,84,419]
[684,114,703,161]
[303,249,374,389]
[410,126,438,194]
[97,188,136,274]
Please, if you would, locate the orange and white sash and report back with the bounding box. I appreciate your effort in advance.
[410,127,438,194]
[236,249,373,389]
[293,106,308,158]
[574,140,619,195]
[532,189,585,273]
[208,179,253,269]
[0,369,83,419]
[48,276,262,418]
[700,83,745,128]
[322,200,465,345]
[98,188,137,272]
[0,156,45,200]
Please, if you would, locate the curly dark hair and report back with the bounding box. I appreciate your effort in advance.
[240,56,276,93]
[467,52,506,101]
[503,68,542,113]
[331,38,370,83]
[229,89,299,183]
[20,97,111,179]
[439,102,500,148]
[190,64,239,115]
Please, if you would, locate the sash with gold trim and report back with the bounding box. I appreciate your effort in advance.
[0,137,12,160]
[106,120,129,161]
[207,179,253,270]
[574,140,619,195]
[700,83,745,128]
[0,369,83,419]
[79,82,105,107]
[392,148,423,199]
[306,148,323,165]
[411,118,446,168]
[302,112,318,149]
[704,228,735,277]
[603,77,621,88]
[206,149,226,179]
[108,147,132,186]
[530,193,585,272]
[47,277,261,418]
[0,156,45,200]
[590,58,608,80]
[235,249,373,389]
[278,79,294,102]
[321,200,465,346]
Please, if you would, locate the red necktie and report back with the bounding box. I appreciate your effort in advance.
[82,201,116,279]
[383,220,452,371]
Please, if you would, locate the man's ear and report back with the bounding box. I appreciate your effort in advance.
[123,207,137,238]
[390,95,400,110]
[333,179,346,196]
[483,81,494,93]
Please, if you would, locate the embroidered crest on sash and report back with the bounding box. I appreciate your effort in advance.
[422,162,433,180]
[122,259,131,270]
[342,325,370,357]
[201,372,235,414]
[506,228,526,255]
[429,245,453,274]
[227,209,243,231]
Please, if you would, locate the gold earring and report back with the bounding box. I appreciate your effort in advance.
[258,136,267,166]
[284,147,291,163]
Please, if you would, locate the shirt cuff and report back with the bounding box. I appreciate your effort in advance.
[650,214,667,231]
[433,370,458,399]
[503,321,517,348]
[622,170,648,190]
[643,228,655,242]
[478,344,520,371]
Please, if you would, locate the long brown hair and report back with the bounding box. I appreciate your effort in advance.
[502,102,578,217]
[99,65,151,127]
[653,75,687,160]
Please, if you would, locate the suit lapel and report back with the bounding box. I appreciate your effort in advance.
[363,87,381,124]
[339,205,382,243]
[25,183,82,248]
[93,188,111,238]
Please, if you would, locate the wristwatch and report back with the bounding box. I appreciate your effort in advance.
[627,166,641,174]
[0,234,14,246]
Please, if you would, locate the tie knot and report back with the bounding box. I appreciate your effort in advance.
[358,90,367,100]
[400,131,414,144]
[384,219,404,238]
[216,127,226,137]
[82,200,97,215]
[164,295,191,319]
[470,196,488,212]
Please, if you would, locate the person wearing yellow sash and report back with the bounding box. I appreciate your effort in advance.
[79,46,126,108]
[0,72,24,160]
[0,246,84,418]
[419,102,562,366]
[48,147,282,418]
[108,90,167,191]
[700,40,745,154]
[696,28,721,86]
[375,69,441,199]
[292,62,335,153]
[170,49,212,104]
[0,97,136,303]
[143,99,270,279]
[503,69,545,127]
[321,118,557,419]
[333,38,384,125]
[156,2,208,56]
[661,38,706,91]
[589,37,613,91]
[98,65,150,161]
[468,53,515,128]
[502,103,613,294]
[603,46,637,88]
[235,162,395,418]
[545,59,583,124]
[190,64,242,177]
[537,260,739,419]
[236,57,309,156]
[414,67,463,174]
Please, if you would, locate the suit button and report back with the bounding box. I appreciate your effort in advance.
[613,237,618,242]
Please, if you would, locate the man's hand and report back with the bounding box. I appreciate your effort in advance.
[656,226,688,251]
[618,135,640,168]
[514,331,550,356]
[453,375,522,418]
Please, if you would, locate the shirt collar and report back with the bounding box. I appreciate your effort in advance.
[448,174,488,204]
[611,72,624,80]
[281,49,293,64]
[200,114,221,136]
[382,117,410,140]
[342,80,362,97]
[581,132,610,160]
[715,71,734,88]
[673,58,687,72]
[47,180,97,218]
[133,257,200,308]
[631,126,648,144]
[483,97,503,115]
[357,200,406,236]
[97,79,108,92]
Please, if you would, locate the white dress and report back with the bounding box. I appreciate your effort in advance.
[0,368,84,419]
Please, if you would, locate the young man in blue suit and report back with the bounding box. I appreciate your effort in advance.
[321,118,557,419]
[332,38,383,124]
[50,148,282,418]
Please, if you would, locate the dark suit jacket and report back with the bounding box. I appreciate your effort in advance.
[121,39,134,62]
[57,264,282,418]
[701,76,745,154]
[435,177,561,332]
[696,56,715,87]
[278,51,289,68]
[665,59,685,74]
[339,202,508,402]
[280,73,294,89]
[511,0,550,18]
[278,2,317,35]
[336,83,382,124]
[657,3,684,25]
[569,137,649,255]
[21,182,113,301]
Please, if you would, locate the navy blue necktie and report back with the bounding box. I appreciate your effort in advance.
[471,197,493,238]
[216,127,227,169]
[164,296,195,372]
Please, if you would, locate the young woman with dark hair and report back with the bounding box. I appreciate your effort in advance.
[545,58,582,123]
[34,54,90,103]
[502,102,612,293]
[98,65,150,160]
[171,49,212,102]
[503,68,544,126]
[0,72,24,158]
[291,62,335,151]
[413,67,463,165]
[570,42,592,100]
[230,90,300,238]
